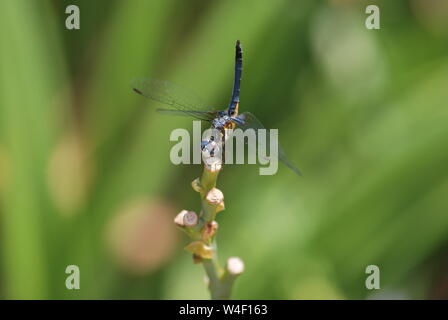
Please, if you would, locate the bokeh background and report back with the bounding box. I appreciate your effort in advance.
[0,0,447,299]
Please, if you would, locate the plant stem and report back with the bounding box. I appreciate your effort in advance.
[176,161,244,299]
[202,240,227,299]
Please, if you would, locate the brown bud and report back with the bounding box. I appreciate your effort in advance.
[202,221,218,242]
[193,254,203,264]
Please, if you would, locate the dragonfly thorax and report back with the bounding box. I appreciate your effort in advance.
[212,114,233,130]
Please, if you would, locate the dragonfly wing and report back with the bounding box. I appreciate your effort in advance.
[156,108,218,121]
[236,112,302,176]
[277,149,302,176]
[132,77,217,120]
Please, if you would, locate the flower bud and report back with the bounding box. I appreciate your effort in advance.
[202,221,218,242]
[226,257,245,276]
[206,188,225,212]
[174,210,198,227]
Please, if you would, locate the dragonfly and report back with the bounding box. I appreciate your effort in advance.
[132,40,301,175]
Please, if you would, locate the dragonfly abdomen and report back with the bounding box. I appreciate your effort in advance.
[228,40,243,116]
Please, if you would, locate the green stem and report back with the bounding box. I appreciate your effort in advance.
[179,164,243,299]
[199,166,236,299]
[203,261,231,299]
[199,167,219,197]
[202,240,235,300]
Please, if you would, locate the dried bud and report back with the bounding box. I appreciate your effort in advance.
[202,221,218,242]
[203,157,222,172]
[174,210,198,227]
[184,211,198,227]
[184,241,213,259]
[226,257,245,275]
[206,188,225,212]
[191,178,203,193]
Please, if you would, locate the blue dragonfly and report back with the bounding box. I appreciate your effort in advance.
[132,41,301,175]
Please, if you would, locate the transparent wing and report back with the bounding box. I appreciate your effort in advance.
[156,108,218,121]
[236,112,302,176]
[132,77,218,121]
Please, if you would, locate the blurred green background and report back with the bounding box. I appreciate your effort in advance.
[0,0,447,299]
